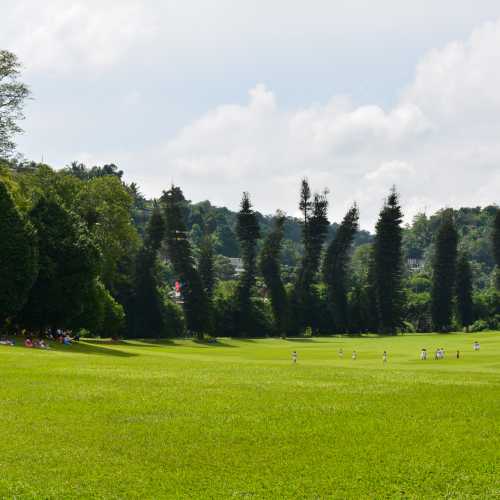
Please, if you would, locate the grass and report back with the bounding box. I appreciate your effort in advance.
[0,332,499,499]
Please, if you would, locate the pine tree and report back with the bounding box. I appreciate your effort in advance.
[373,188,404,334]
[260,211,288,336]
[456,252,474,331]
[292,180,329,334]
[323,204,359,332]
[493,209,500,290]
[162,186,209,339]
[199,234,215,299]
[431,210,458,332]
[132,203,167,338]
[0,180,38,326]
[235,192,260,337]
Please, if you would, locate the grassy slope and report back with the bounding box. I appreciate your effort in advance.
[0,333,499,499]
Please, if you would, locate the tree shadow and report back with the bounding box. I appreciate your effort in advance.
[49,341,138,358]
[192,339,238,348]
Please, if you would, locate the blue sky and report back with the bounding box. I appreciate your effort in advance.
[2,1,500,228]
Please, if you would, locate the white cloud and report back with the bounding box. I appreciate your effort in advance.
[2,2,500,229]
[140,18,500,229]
[3,1,158,73]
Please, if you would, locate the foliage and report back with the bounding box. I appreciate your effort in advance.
[162,186,210,338]
[291,180,329,334]
[235,192,261,336]
[0,180,38,324]
[323,204,359,332]
[493,209,500,290]
[431,211,458,331]
[259,211,288,335]
[17,197,100,332]
[373,188,404,334]
[0,50,30,157]
[456,252,474,329]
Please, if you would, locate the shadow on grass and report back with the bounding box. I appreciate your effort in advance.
[192,339,238,348]
[50,341,138,358]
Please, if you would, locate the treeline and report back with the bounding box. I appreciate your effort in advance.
[1,159,498,339]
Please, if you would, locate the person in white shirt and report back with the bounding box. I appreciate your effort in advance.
[292,351,297,364]
[420,349,427,360]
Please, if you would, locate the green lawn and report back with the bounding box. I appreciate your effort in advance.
[0,333,499,499]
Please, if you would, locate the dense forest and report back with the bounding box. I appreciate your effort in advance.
[0,49,499,339]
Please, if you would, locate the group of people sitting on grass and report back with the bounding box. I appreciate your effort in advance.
[0,328,81,349]
[24,338,49,349]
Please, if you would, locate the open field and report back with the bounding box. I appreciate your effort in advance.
[0,333,499,499]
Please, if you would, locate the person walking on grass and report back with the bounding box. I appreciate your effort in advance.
[292,351,297,364]
[456,350,460,359]
[420,348,427,360]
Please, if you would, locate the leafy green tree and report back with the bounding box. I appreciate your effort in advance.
[260,210,288,335]
[18,197,100,332]
[323,204,359,332]
[162,186,209,339]
[75,175,140,294]
[493,209,500,290]
[431,211,458,331]
[373,188,404,334]
[0,51,30,157]
[235,192,261,337]
[0,181,38,325]
[456,252,474,331]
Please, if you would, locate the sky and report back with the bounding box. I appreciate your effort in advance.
[2,0,500,229]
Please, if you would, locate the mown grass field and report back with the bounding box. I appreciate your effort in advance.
[0,332,499,499]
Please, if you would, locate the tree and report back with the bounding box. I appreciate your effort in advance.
[75,175,140,294]
[162,186,209,339]
[260,211,288,335]
[373,188,404,334]
[235,192,261,336]
[431,211,458,331]
[131,203,167,338]
[0,51,30,157]
[199,235,215,300]
[0,181,38,325]
[493,209,500,290]
[18,197,100,332]
[291,180,329,335]
[456,252,474,331]
[323,204,359,332]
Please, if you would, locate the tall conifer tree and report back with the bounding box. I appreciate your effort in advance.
[373,188,404,334]
[162,186,209,339]
[456,252,474,331]
[260,211,288,335]
[493,209,500,290]
[235,192,260,337]
[132,203,166,338]
[431,210,458,331]
[292,180,329,334]
[323,204,359,332]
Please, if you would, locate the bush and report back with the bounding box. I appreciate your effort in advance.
[470,320,489,332]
